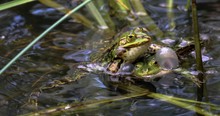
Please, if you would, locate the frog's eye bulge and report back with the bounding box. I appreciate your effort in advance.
[133,27,143,33]
[142,27,149,33]
[134,27,149,33]
[127,34,135,41]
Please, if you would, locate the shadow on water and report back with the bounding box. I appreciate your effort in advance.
[0,0,219,115]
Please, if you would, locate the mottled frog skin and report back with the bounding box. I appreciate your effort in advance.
[115,27,151,63]
[80,27,200,85]
[107,27,152,73]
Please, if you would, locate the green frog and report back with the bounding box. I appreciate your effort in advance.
[105,27,152,74]
[38,27,200,93]
[80,27,200,85]
[115,27,151,63]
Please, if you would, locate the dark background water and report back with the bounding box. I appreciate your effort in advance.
[0,0,219,115]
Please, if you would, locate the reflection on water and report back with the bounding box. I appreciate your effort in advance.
[0,0,219,115]
[0,11,31,44]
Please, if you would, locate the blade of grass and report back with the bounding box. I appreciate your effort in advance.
[116,0,131,11]
[22,82,217,116]
[186,0,191,10]
[149,93,215,116]
[21,92,149,116]
[130,0,164,37]
[86,1,108,29]
[0,0,35,11]
[120,84,215,116]
[94,0,115,30]
[39,0,95,29]
[166,0,175,30]
[108,0,131,21]
[0,0,92,75]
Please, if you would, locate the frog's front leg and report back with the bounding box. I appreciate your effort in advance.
[173,68,202,87]
[135,70,173,82]
[106,62,135,76]
[132,66,201,87]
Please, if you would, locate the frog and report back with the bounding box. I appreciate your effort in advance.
[133,55,160,77]
[77,27,200,85]
[105,27,152,74]
[115,27,151,63]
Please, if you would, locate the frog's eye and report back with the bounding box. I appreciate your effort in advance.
[127,34,135,41]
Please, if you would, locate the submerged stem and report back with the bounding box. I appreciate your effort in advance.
[192,0,205,104]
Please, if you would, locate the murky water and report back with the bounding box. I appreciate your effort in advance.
[0,0,219,115]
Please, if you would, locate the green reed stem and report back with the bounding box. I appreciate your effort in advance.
[192,0,204,72]
[186,0,191,10]
[119,84,215,116]
[0,0,35,11]
[0,0,92,75]
[149,93,215,116]
[95,0,115,30]
[166,0,175,29]
[116,0,131,12]
[130,0,164,37]
[22,92,149,116]
[192,0,204,100]
[86,1,108,29]
[39,0,95,29]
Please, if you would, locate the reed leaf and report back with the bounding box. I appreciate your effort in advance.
[120,84,216,116]
[39,0,95,29]
[192,0,205,102]
[21,92,149,116]
[94,0,115,30]
[0,0,92,75]
[0,0,35,11]
[130,0,164,37]
[166,0,175,30]
[86,1,108,29]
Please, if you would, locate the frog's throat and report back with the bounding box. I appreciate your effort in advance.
[122,43,150,63]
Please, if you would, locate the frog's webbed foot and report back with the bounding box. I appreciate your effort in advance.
[104,63,134,76]
[78,63,105,73]
[68,63,105,81]
[173,68,202,87]
[138,70,173,82]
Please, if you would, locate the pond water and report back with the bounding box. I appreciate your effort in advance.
[0,0,219,116]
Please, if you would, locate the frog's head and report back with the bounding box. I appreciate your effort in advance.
[118,27,151,47]
[115,27,152,63]
[134,56,160,76]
